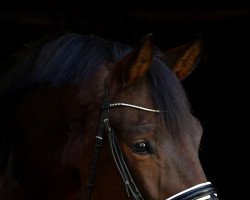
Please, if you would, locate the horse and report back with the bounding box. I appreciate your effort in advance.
[0,33,219,200]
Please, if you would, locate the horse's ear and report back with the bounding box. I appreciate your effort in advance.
[165,35,203,81]
[126,33,154,86]
[111,34,153,88]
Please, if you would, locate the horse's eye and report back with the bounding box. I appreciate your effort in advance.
[131,141,153,154]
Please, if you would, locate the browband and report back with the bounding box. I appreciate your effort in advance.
[104,102,160,113]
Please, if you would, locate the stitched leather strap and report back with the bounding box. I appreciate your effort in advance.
[104,119,144,200]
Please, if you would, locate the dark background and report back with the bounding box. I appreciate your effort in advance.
[0,2,249,199]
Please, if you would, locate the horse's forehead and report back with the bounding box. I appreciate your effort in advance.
[112,80,152,105]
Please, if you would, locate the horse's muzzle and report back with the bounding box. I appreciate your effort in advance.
[165,182,219,200]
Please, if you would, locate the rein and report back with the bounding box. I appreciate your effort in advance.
[86,88,160,200]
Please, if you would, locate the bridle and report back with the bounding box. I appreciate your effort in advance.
[85,87,219,200]
[85,87,160,200]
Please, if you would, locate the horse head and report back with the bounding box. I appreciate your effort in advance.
[0,33,218,200]
[80,34,217,200]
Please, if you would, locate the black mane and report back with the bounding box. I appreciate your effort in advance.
[0,34,131,94]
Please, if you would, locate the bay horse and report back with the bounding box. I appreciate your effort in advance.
[0,33,218,200]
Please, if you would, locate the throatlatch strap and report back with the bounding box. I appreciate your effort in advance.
[86,87,110,200]
[86,113,105,200]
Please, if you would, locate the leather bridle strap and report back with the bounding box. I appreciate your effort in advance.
[85,110,107,200]
[104,118,144,200]
[86,87,160,200]
[85,87,110,200]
